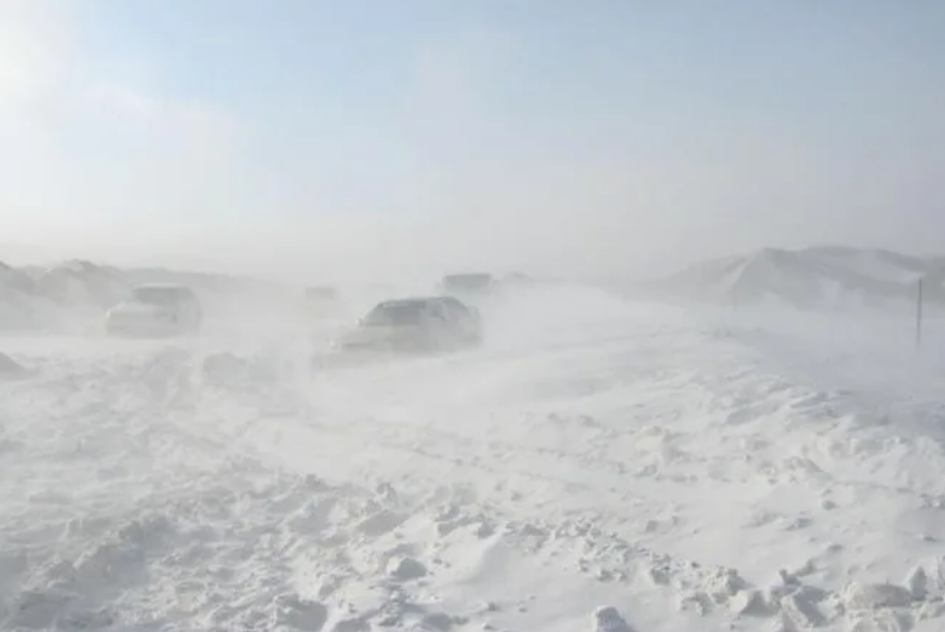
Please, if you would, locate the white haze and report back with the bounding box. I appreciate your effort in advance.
[1,1,944,286]
[5,4,945,632]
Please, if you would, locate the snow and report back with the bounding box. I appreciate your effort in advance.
[3,279,945,631]
[643,246,941,311]
[807,247,929,284]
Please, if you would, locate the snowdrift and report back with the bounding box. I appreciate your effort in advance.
[0,259,299,335]
[635,246,945,312]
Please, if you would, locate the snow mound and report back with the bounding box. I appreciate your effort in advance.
[0,257,303,334]
[0,261,56,330]
[31,259,128,309]
[640,246,944,311]
[0,352,25,377]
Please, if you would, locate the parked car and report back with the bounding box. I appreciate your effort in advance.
[438,273,494,295]
[105,283,203,337]
[334,295,481,354]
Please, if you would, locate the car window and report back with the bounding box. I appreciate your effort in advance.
[446,298,469,315]
[363,301,425,326]
[443,298,472,319]
[434,299,457,320]
[443,274,491,290]
[420,302,444,321]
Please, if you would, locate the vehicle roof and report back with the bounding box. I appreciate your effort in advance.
[442,272,491,280]
[375,296,440,307]
[431,295,468,306]
[376,295,468,305]
[133,282,193,290]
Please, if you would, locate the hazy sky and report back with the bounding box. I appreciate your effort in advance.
[1,0,943,283]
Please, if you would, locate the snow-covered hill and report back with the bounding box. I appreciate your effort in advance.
[0,258,304,334]
[2,285,945,631]
[639,246,945,311]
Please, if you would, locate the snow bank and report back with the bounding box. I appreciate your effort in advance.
[0,258,305,336]
[0,352,25,377]
[640,246,942,312]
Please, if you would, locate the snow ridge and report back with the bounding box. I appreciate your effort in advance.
[636,246,945,311]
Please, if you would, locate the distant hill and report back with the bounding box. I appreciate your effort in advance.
[635,246,945,310]
[0,258,296,333]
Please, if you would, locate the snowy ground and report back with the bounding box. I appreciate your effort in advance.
[2,286,945,632]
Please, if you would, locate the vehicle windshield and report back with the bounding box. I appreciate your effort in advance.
[443,274,491,290]
[362,301,426,326]
[131,286,188,305]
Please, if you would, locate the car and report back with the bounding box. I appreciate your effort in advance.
[105,283,203,337]
[438,273,494,296]
[334,296,481,353]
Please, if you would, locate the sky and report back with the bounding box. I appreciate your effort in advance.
[0,0,943,283]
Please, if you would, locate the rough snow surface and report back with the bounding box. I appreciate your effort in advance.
[3,285,945,631]
[646,246,941,311]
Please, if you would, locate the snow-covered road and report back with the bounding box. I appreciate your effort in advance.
[2,287,945,631]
